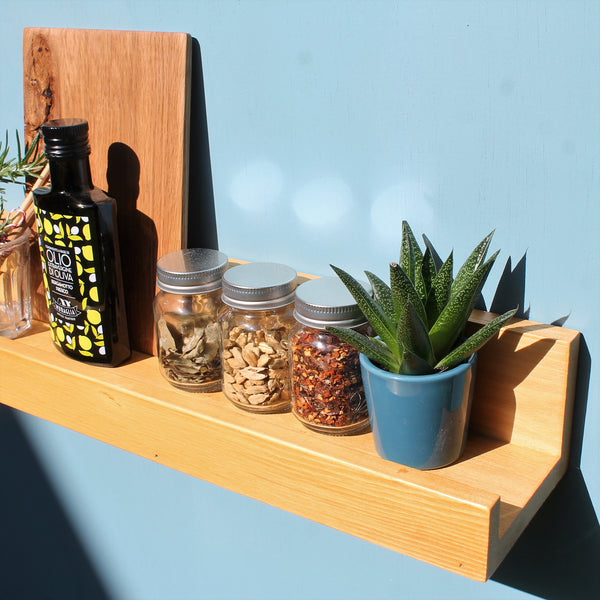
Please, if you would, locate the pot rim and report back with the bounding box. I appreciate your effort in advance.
[359,352,477,383]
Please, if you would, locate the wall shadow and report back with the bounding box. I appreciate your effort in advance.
[489,253,530,319]
[466,333,556,452]
[107,142,158,355]
[492,338,600,599]
[0,404,111,600]
[187,38,218,250]
[471,253,599,598]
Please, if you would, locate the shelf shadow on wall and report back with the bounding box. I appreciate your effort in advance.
[187,38,218,250]
[492,337,600,599]
[0,404,111,600]
[466,254,553,450]
[478,254,599,598]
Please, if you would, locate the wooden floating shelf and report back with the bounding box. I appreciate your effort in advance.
[0,310,580,581]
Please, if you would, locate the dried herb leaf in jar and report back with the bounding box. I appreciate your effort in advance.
[154,248,228,392]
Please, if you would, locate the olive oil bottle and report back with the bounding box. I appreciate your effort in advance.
[33,118,130,366]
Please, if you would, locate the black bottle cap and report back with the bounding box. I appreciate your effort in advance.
[41,118,91,158]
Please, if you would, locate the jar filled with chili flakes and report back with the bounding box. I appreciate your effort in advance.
[290,276,370,435]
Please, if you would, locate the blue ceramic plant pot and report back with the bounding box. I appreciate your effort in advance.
[359,353,477,470]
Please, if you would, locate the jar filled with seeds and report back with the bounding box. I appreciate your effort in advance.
[153,248,228,392]
[290,276,370,435]
[220,262,297,413]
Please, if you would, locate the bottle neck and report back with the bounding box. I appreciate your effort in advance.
[48,155,94,193]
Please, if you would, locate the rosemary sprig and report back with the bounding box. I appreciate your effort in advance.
[0,130,47,242]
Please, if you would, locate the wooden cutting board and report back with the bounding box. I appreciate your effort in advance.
[23,27,192,355]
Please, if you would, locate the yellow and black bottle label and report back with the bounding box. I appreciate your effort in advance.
[35,208,108,360]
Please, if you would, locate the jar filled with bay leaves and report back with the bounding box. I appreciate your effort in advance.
[153,248,228,392]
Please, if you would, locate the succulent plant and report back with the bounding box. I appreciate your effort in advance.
[327,221,518,375]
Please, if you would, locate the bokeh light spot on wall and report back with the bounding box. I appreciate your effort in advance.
[370,182,434,240]
[292,176,353,227]
[229,159,284,211]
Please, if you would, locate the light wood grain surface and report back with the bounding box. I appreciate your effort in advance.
[23,28,192,355]
[0,309,580,581]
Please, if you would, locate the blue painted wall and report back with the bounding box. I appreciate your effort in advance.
[1,1,598,598]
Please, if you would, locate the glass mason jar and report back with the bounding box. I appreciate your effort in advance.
[0,228,32,339]
[220,262,297,413]
[290,276,370,435]
[153,248,228,392]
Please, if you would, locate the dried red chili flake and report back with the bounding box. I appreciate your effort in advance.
[291,329,368,431]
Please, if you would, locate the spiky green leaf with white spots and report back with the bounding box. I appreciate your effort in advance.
[429,250,499,361]
[330,264,401,359]
[365,270,395,323]
[390,262,428,326]
[450,230,494,300]
[328,223,517,376]
[435,307,517,371]
[397,301,435,367]
[425,251,453,328]
[400,349,436,375]
[326,325,401,373]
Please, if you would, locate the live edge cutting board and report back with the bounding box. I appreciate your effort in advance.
[23,28,192,355]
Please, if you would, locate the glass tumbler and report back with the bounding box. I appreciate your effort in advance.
[0,228,33,339]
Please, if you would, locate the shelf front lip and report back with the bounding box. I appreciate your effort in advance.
[0,318,575,582]
[1,324,501,580]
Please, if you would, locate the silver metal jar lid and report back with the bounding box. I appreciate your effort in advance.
[222,262,297,309]
[156,248,229,294]
[293,276,368,329]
